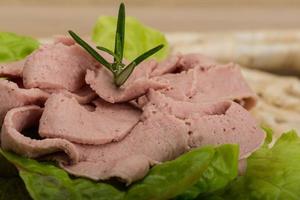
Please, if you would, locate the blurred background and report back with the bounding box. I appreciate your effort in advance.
[1,0,300,37]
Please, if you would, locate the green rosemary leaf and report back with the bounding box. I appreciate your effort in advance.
[115,44,164,87]
[114,3,125,65]
[96,46,121,62]
[69,3,164,87]
[68,30,112,71]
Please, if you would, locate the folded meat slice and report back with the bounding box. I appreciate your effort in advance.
[187,102,263,158]
[176,53,217,71]
[86,53,256,109]
[58,92,264,182]
[159,63,257,110]
[158,67,198,101]
[150,55,181,76]
[0,51,264,184]
[150,53,216,76]
[61,110,190,184]
[144,91,265,159]
[0,80,49,123]
[1,91,264,184]
[1,106,79,163]
[85,57,176,103]
[0,59,25,77]
[43,86,97,104]
[39,93,141,145]
[190,63,257,109]
[23,40,99,92]
[2,103,189,184]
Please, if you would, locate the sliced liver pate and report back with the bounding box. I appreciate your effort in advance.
[0,47,265,185]
[39,93,141,145]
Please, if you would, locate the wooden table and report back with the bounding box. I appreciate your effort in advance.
[1,4,300,37]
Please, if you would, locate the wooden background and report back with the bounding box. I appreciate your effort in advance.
[1,0,300,37]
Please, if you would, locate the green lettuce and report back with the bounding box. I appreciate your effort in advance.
[125,145,238,200]
[175,145,239,200]
[0,144,238,200]
[2,127,299,200]
[0,150,123,200]
[92,16,169,61]
[206,130,300,200]
[0,32,39,62]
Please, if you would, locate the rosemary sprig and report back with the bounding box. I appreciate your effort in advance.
[115,44,164,86]
[114,2,125,67]
[68,3,164,87]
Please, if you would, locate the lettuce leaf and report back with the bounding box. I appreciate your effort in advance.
[125,146,218,200]
[206,130,300,200]
[92,16,169,61]
[175,145,239,200]
[0,32,39,62]
[0,144,238,200]
[0,150,124,200]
